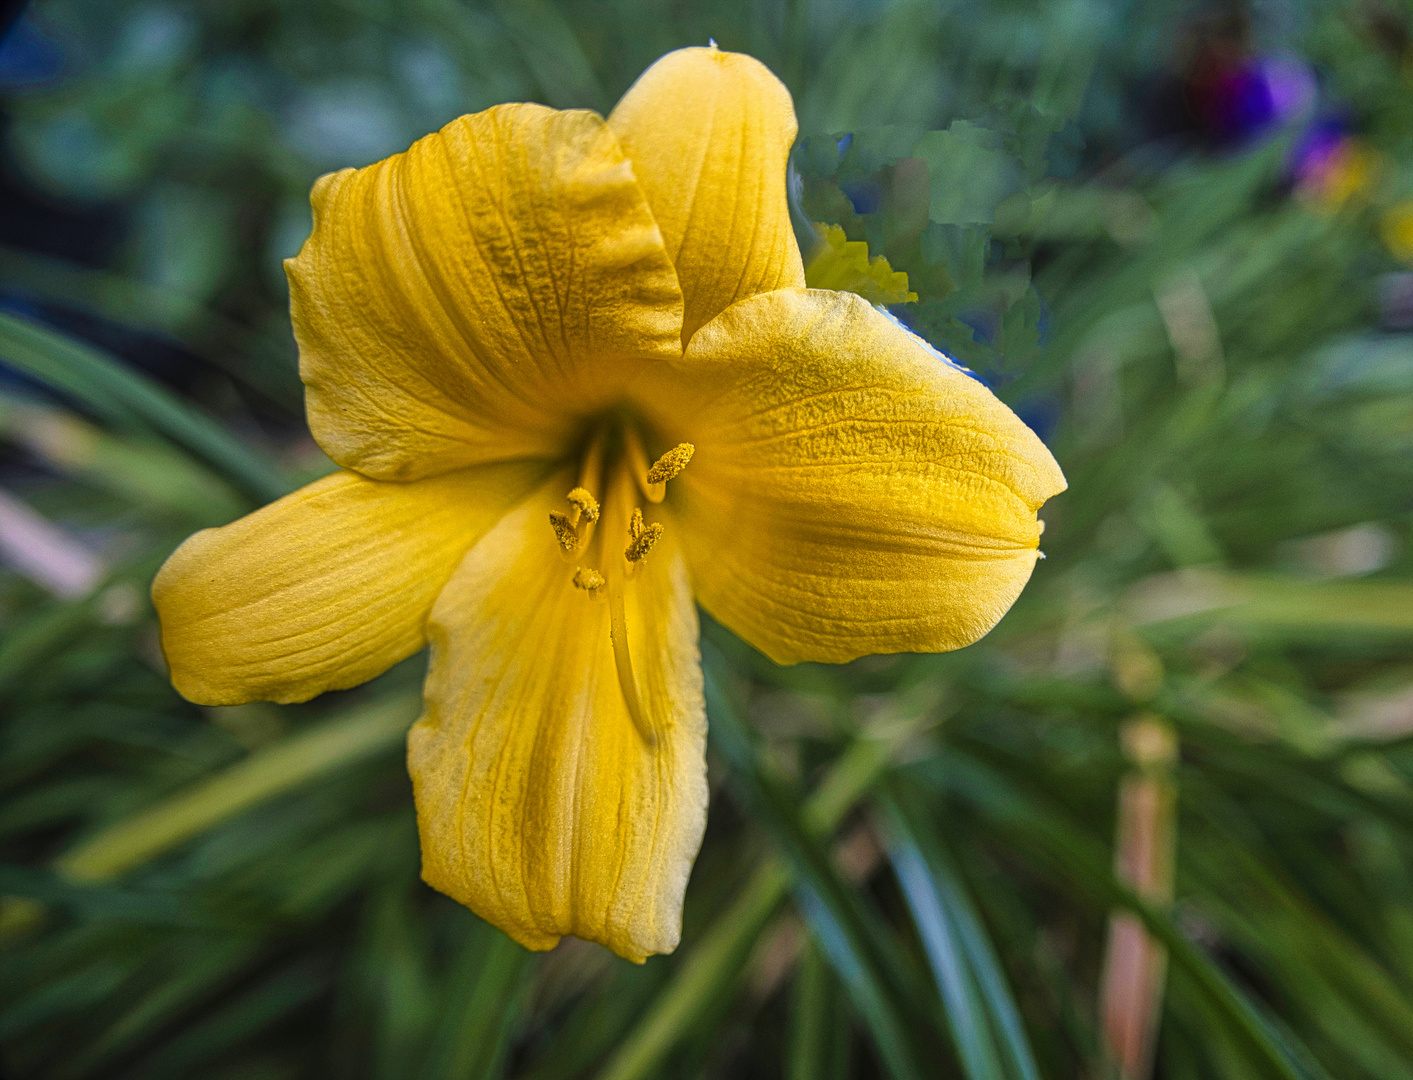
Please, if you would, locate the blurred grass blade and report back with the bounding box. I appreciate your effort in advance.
[597,861,790,1080]
[1135,898,1333,1080]
[54,696,418,881]
[883,784,1039,1080]
[0,243,304,408]
[885,842,1002,1080]
[50,941,256,1079]
[0,396,247,525]
[791,882,929,1080]
[1127,570,1413,635]
[0,864,189,926]
[598,650,937,1080]
[128,961,326,1079]
[787,940,850,1080]
[705,657,934,1080]
[423,924,533,1080]
[0,583,106,690]
[0,555,164,693]
[938,752,1334,1080]
[0,312,292,503]
[493,0,605,109]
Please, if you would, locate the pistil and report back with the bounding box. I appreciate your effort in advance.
[548,420,698,749]
[572,567,605,592]
[604,468,657,748]
[608,577,656,748]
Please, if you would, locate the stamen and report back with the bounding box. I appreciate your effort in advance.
[566,487,600,525]
[625,519,664,563]
[628,508,645,541]
[646,442,694,484]
[608,580,657,748]
[548,511,579,552]
[573,567,605,592]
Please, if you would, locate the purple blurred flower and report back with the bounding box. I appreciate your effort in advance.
[1289,114,1378,208]
[1190,51,1316,145]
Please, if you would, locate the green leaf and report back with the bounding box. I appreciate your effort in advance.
[706,661,935,1080]
[422,921,534,1080]
[54,695,418,882]
[916,121,1024,226]
[0,312,292,503]
[934,752,1335,1080]
[787,941,851,1080]
[597,650,938,1080]
[882,783,1039,1080]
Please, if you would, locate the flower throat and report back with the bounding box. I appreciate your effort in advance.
[546,422,694,749]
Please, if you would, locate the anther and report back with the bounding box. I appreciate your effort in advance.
[628,508,645,541]
[573,567,605,592]
[566,487,600,525]
[625,520,664,563]
[646,443,694,485]
[548,511,579,552]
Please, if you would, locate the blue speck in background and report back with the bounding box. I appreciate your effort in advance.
[0,17,65,88]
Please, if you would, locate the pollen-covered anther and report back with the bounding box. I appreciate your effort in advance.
[646,443,695,485]
[566,487,600,525]
[625,520,664,563]
[548,511,579,552]
[573,567,605,592]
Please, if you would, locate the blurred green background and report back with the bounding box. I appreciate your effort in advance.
[3,1,1413,1078]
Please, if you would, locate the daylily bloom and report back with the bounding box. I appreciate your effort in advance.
[152,46,1065,962]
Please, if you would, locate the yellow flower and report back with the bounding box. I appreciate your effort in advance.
[1297,137,1380,212]
[151,46,1066,962]
[1382,200,1413,263]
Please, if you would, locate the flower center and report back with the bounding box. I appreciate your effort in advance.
[546,422,694,747]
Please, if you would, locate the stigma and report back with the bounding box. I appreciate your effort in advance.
[573,567,605,592]
[543,426,698,750]
[624,508,664,563]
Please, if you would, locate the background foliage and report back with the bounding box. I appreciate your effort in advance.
[3,0,1413,1077]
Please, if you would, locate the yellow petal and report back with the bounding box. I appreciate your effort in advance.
[640,288,1067,665]
[152,462,544,706]
[408,476,706,961]
[608,46,805,344]
[288,104,684,482]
